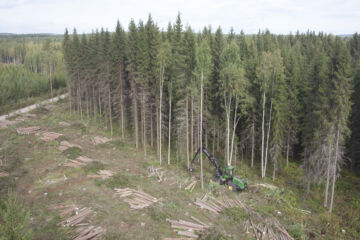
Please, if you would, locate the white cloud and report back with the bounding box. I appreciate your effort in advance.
[0,0,359,34]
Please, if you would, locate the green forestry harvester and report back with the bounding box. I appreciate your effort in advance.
[189,147,248,191]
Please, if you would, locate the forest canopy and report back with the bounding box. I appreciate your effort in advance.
[62,13,360,213]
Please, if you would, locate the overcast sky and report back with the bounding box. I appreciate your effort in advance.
[0,0,359,35]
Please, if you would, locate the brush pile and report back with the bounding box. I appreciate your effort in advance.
[58,141,82,151]
[88,170,115,179]
[147,166,165,182]
[0,119,18,130]
[63,156,92,168]
[244,217,295,240]
[166,219,209,238]
[114,188,158,209]
[59,121,71,127]
[193,194,294,240]
[40,131,63,141]
[92,136,111,145]
[16,126,41,135]
[0,171,9,177]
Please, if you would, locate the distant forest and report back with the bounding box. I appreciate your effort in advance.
[59,13,359,212]
[0,35,66,113]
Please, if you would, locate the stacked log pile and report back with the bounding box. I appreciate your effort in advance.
[72,226,105,240]
[60,207,94,227]
[92,136,111,145]
[16,126,41,135]
[166,219,209,239]
[114,188,158,209]
[40,132,63,141]
[55,205,105,240]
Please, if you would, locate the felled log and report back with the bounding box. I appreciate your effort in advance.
[185,180,197,190]
[193,198,222,214]
[176,231,198,238]
[190,216,209,227]
[167,218,209,238]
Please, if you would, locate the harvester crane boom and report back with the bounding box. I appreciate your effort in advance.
[190,147,223,177]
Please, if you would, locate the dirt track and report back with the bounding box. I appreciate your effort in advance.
[0,93,68,122]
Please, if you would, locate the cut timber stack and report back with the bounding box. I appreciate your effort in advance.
[92,136,111,145]
[16,126,41,135]
[40,132,63,141]
[55,205,105,240]
[114,188,158,209]
[72,226,105,240]
[58,141,82,151]
[60,207,93,227]
[166,219,209,239]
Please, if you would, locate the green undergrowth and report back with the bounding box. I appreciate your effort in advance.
[61,146,82,159]
[83,161,105,174]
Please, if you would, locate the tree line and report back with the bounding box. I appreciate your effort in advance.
[62,13,360,213]
[0,35,66,113]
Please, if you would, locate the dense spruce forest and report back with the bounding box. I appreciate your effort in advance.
[62,14,360,213]
[0,35,66,113]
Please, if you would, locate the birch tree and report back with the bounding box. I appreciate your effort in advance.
[195,37,212,189]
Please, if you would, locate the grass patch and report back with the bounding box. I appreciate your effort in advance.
[83,161,105,174]
[62,147,82,160]
[288,223,307,240]
[222,206,248,222]
[71,122,87,133]
[96,172,134,189]
[56,135,69,142]
[145,206,167,222]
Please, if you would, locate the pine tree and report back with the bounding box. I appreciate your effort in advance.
[111,21,127,140]
[127,20,139,149]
